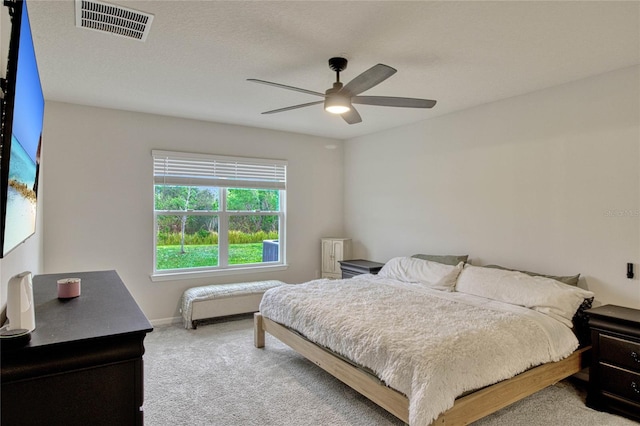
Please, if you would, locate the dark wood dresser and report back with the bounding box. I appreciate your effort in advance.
[339,259,385,279]
[1,270,153,426]
[585,304,640,421]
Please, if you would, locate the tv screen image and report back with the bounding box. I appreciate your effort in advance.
[1,0,44,257]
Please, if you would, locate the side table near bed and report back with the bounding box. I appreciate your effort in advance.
[585,304,640,421]
[338,259,385,279]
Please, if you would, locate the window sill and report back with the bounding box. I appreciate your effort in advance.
[150,264,289,282]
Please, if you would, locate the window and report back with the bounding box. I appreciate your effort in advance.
[152,150,286,278]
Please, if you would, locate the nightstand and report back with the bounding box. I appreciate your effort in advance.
[585,304,640,421]
[338,259,384,279]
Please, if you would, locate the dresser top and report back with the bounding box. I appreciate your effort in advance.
[27,270,153,348]
[585,304,640,326]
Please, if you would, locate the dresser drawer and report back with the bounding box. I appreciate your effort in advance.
[599,334,640,372]
[600,364,640,403]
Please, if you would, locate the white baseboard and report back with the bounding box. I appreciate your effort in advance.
[150,316,182,327]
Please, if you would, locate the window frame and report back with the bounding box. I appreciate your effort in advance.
[151,151,287,281]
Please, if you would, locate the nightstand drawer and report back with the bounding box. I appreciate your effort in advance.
[600,334,640,373]
[341,270,359,279]
[600,364,640,403]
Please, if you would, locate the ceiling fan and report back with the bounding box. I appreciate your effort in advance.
[248,57,437,125]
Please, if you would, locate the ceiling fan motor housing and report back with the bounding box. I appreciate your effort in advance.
[324,82,351,114]
[325,82,343,95]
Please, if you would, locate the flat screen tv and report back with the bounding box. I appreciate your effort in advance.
[0,0,44,258]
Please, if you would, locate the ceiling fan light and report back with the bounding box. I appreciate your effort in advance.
[324,95,351,114]
[326,105,350,114]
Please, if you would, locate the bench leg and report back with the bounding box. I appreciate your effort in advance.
[254,313,265,348]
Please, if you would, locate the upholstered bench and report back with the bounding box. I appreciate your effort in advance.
[181,280,286,329]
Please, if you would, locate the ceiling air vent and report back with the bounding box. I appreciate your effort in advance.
[75,0,154,42]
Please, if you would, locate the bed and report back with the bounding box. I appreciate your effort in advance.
[254,257,594,425]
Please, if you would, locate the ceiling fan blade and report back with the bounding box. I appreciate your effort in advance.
[342,106,362,125]
[341,64,397,96]
[352,96,437,108]
[261,100,324,115]
[247,79,325,97]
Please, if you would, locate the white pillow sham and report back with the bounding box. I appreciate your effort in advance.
[455,264,594,327]
[378,256,463,291]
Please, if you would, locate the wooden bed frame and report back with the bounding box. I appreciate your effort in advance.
[254,312,590,426]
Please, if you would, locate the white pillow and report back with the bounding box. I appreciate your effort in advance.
[378,256,464,291]
[455,264,595,327]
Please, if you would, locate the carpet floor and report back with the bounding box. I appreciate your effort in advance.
[143,315,639,426]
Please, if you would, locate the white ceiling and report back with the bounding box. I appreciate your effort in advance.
[26,0,640,140]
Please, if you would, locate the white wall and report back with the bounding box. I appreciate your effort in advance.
[344,66,640,309]
[42,102,344,322]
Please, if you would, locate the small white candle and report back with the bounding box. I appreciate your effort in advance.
[57,278,81,299]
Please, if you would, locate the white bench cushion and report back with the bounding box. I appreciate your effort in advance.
[181,280,285,328]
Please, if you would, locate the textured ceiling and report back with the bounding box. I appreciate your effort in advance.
[25,0,640,140]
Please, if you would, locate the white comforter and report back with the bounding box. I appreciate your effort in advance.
[259,274,580,425]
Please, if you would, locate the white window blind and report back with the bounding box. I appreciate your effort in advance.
[152,150,287,190]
